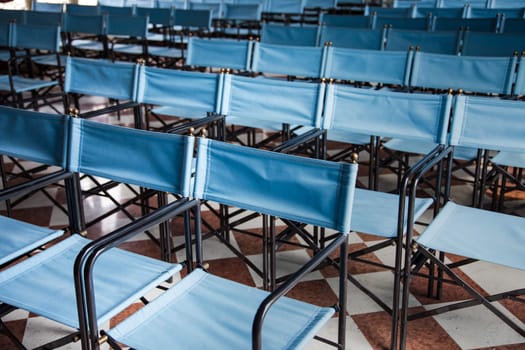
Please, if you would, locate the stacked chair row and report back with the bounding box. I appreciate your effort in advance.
[372,2,525,18]
[1,87,524,349]
[62,56,525,348]
[394,0,525,9]
[260,22,525,53]
[322,11,525,33]
[184,37,525,91]
[0,106,357,349]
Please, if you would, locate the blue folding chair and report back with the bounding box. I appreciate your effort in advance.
[99,137,358,350]
[414,6,467,18]
[63,13,108,58]
[106,14,151,62]
[65,4,101,15]
[0,23,65,112]
[323,45,413,86]
[0,9,27,24]
[31,0,64,12]
[322,84,452,349]
[260,23,320,46]
[461,31,525,56]
[320,14,373,28]
[99,5,135,16]
[432,16,500,32]
[64,57,141,125]
[384,28,462,54]
[186,37,253,72]
[251,41,327,79]
[365,5,416,17]
[220,73,326,148]
[214,3,262,39]
[374,16,432,31]
[320,26,386,50]
[137,64,224,132]
[399,95,525,349]
[385,50,518,206]
[172,8,212,51]
[499,18,525,33]
[0,107,70,268]
[0,116,196,350]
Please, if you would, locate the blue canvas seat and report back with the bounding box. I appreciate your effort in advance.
[0,114,196,349]
[100,137,358,350]
[399,95,525,349]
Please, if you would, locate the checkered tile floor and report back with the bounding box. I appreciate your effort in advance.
[0,105,524,349]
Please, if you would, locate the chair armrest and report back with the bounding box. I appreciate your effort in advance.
[252,232,349,350]
[74,197,200,350]
[0,169,71,202]
[271,128,326,154]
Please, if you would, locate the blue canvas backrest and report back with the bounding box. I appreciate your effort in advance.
[220,74,325,128]
[194,138,357,233]
[106,15,149,37]
[414,7,466,19]
[99,5,135,16]
[135,7,173,26]
[65,4,101,15]
[385,28,461,54]
[319,27,385,50]
[437,0,487,8]
[266,0,304,13]
[11,23,61,52]
[322,84,452,144]
[260,24,319,47]
[320,14,373,28]
[0,106,68,168]
[186,38,253,71]
[32,1,64,13]
[0,22,11,47]
[374,16,431,31]
[449,95,525,153]
[188,2,222,19]
[63,13,106,36]
[25,11,64,26]
[323,46,413,86]
[68,118,194,195]
[432,16,499,32]
[64,57,140,101]
[489,0,525,8]
[461,31,525,56]
[371,5,416,17]
[251,41,326,78]
[173,9,212,28]
[499,18,525,33]
[410,50,517,95]
[0,10,27,24]
[223,4,262,21]
[137,65,222,118]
